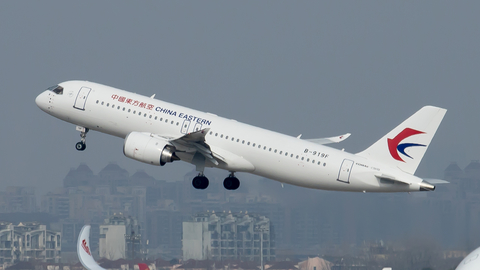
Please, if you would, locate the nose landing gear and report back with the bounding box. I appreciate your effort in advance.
[75,126,89,151]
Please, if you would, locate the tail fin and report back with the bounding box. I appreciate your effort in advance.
[138,263,151,270]
[77,225,106,270]
[356,106,446,174]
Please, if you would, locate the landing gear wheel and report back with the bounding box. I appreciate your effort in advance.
[192,175,209,189]
[223,175,240,190]
[75,126,89,151]
[75,142,86,151]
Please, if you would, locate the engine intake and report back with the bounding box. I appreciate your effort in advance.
[123,132,179,166]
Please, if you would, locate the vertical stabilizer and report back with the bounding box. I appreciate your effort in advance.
[356,106,446,174]
[77,225,107,270]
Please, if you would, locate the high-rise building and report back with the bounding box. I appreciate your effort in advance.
[183,211,275,262]
[99,213,141,260]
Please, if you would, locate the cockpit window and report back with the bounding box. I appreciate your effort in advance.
[47,85,64,95]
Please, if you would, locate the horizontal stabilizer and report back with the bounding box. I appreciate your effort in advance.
[423,178,449,184]
[375,173,411,185]
[306,133,351,145]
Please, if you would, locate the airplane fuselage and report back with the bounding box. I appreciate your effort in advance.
[35,81,435,192]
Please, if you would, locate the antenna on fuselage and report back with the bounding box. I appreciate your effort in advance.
[150,94,156,99]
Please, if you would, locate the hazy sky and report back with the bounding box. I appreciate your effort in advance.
[1,1,479,195]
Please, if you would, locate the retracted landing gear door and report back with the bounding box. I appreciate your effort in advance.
[73,87,91,110]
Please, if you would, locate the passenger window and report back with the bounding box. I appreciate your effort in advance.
[149,115,152,119]
[231,137,235,141]
[101,101,104,105]
[318,162,321,165]
[258,145,261,149]
[176,122,179,126]
[301,157,304,161]
[96,100,99,104]
[269,148,272,151]
[138,112,141,115]
[285,153,288,156]
[133,110,136,114]
[210,131,213,135]
[221,134,223,138]
[323,163,326,166]
[279,151,282,154]
[165,119,168,123]
[307,158,310,162]
[296,155,299,159]
[247,142,250,145]
[123,107,125,111]
[312,160,315,163]
[237,139,240,142]
[117,106,120,109]
[242,140,245,144]
[128,109,131,112]
[155,116,157,120]
[215,133,218,136]
[112,104,115,108]
[226,136,229,139]
[171,121,174,124]
[252,143,255,147]
[107,103,110,107]
[291,154,293,158]
[264,146,266,150]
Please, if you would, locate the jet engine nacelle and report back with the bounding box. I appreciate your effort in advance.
[124,132,179,166]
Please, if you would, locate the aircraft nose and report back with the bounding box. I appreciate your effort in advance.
[35,91,49,111]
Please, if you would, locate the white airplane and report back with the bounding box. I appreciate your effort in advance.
[36,81,446,192]
[456,246,480,270]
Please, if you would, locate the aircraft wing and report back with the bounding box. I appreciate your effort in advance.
[168,128,219,165]
[164,129,254,171]
[77,225,106,270]
[305,133,351,145]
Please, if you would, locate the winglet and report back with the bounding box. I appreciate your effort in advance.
[77,225,106,270]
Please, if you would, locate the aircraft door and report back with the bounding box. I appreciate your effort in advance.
[193,123,203,132]
[337,159,354,183]
[74,87,91,110]
[181,120,191,134]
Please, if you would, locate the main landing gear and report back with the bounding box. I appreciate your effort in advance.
[192,173,209,189]
[223,172,240,190]
[75,126,89,151]
[191,172,240,190]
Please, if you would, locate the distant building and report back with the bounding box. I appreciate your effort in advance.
[0,222,61,264]
[0,187,37,213]
[99,213,141,260]
[183,211,275,261]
